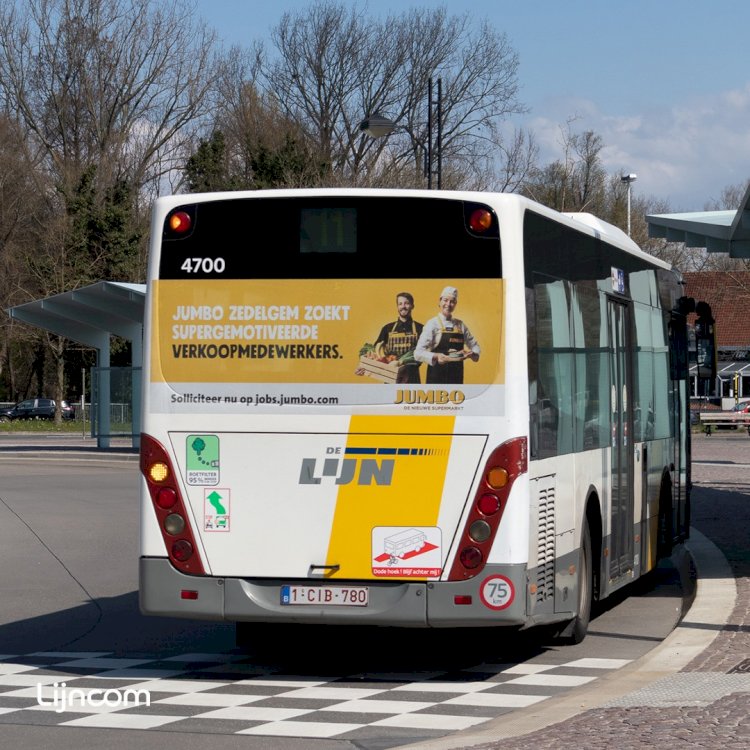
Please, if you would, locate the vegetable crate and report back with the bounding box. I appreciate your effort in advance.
[359,356,400,384]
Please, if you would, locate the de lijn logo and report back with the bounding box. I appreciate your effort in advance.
[299,444,403,486]
[298,444,441,486]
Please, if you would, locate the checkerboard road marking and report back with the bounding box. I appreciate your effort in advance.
[0,652,630,740]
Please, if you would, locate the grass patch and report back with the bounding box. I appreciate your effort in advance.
[0,420,132,434]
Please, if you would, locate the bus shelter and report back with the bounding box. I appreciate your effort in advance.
[646,182,750,258]
[7,281,146,449]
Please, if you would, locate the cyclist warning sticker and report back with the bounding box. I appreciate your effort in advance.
[479,574,514,610]
[371,526,441,578]
[186,434,219,485]
[204,488,230,532]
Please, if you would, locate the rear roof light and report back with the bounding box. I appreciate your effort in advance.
[167,210,192,234]
[468,208,493,233]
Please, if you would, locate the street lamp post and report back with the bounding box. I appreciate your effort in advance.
[359,77,442,189]
[620,173,637,237]
[427,77,442,189]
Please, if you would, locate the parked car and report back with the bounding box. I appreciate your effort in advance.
[0,398,75,422]
[731,401,750,413]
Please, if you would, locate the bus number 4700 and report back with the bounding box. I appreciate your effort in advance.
[181,257,226,274]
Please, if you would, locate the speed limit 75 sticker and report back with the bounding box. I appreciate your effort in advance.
[479,575,515,610]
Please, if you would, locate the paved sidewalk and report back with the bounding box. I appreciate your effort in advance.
[405,434,750,749]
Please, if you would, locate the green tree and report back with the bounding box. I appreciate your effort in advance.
[184,131,241,193]
[66,166,143,282]
[247,133,328,189]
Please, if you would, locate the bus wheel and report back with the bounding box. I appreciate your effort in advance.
[558,523,593,644]
[656,475,673,561]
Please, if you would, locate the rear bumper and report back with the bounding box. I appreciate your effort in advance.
[139,557,529,627]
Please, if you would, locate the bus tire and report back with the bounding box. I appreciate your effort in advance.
[558,522,593,644]
[656,474,673,561]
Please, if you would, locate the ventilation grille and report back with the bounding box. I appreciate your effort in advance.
[536,480,556,602]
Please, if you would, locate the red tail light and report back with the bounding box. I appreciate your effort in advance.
[141,433,205,575]
[448,436,527,580]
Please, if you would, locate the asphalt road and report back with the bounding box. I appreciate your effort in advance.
[0,452,691,749]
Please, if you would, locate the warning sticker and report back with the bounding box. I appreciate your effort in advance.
[371,526,441,578]
[204,488,230,532]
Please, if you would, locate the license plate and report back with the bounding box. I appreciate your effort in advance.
[280,585,369,607]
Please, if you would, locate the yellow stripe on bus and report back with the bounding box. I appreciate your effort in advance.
[325,415,455,579]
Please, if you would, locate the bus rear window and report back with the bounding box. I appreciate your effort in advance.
[159,196,500,279]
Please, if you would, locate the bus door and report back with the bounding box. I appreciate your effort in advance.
[668,313,690,541]
[608,298,634,578]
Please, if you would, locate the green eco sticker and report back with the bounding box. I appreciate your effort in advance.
[187,434,220,485]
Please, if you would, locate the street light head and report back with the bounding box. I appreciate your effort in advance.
[359,113,397,139]
[620,173,637,184]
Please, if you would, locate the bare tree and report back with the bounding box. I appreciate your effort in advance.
[194,46,330,190]
[490,127,538,193]
[0,0,219,197]
[0,0,220,408]
[521,119,608,214]
[703,179,750,211]
[260,1,526,188]
[0,115,51,400]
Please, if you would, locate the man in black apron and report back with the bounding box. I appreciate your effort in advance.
[363,292,424,384]
[414,286,480,384]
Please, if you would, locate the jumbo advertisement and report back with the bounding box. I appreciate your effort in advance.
[150,278,504,414]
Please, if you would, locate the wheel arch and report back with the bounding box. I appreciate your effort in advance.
[657,468,674,560]
[583,486,602,602]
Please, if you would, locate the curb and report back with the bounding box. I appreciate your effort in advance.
[401,529,735,749]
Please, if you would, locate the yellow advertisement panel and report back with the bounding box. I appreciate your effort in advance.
[153,278,504,386]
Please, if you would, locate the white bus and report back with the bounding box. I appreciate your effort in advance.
[139,189,691,643]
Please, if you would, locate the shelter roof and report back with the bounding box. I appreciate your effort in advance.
[646,182,750,257]
[8,281,145,349]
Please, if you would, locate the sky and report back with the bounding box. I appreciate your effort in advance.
[192,0,750,211]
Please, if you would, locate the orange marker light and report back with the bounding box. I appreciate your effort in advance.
[487,467,509,489]
[148,461,169,483]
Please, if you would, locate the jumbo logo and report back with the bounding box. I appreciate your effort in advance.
[394,389,465,405]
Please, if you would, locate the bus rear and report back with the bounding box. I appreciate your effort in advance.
[139,189,529,628]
